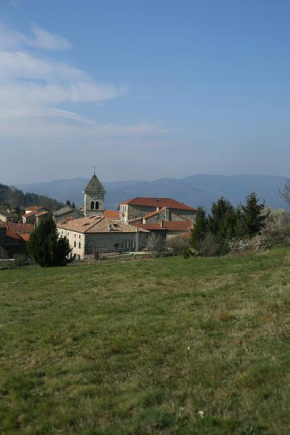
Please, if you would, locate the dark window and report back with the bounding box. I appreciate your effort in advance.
[74,241,76,247]
[91,201,94,210]
[95,201,99,210]
[79,243,81,249]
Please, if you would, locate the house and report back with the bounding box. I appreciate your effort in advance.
[5,222,34,257]
[57,216,148,259]
[53,205,83,223]
[119,197,197,223]
[0,209,18,223]
[22,206,48,225]
[133,220,194,240]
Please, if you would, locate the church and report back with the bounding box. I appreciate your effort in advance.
[55,171,148,259]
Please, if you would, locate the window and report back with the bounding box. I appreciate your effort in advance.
[79,243,81,249]
[91,201,94,210]
[74,241,76,247]
[95,201,99,210]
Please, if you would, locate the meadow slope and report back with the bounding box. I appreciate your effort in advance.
[1,249,290,434]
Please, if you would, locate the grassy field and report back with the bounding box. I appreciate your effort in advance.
[1,249,290,434]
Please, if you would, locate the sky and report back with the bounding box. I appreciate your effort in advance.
[0,0,290,184]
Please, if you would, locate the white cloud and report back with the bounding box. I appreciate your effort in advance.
[0,22,165,153]
[0,22,71,50]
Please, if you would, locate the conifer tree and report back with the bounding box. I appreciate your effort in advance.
[28,216,73,267]
[240,192,266,237]
[190,207,208,249]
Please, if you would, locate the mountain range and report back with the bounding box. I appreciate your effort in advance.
[18,174,290,212]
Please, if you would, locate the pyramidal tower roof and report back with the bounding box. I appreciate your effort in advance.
[83,174,106,194]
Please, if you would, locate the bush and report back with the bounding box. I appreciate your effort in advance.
[146,233,166,256]
[195,233,220,257]
[229,209,290,254]
[166,236,190,255]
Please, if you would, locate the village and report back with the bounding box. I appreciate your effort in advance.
[0,170,196,260]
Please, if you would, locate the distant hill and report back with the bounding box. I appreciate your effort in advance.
[19,174,289,212]
[0,183,63,211]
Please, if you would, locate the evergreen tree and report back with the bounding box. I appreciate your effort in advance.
[66,200,71,207]
[28,216,73,267]
[240,192,266,237]
[191,207,208,249]
[208,197,237,254]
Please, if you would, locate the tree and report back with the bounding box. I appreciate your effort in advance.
[66,200,71,207]
[240,192,266,237]
[280,180,290,205]
[28,216,73,267]
[208,197,237,254]
[146,233,165,255]
[190,207,208,249]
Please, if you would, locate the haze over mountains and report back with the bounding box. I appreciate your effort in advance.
[18,174,289,212]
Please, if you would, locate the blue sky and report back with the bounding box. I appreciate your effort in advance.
[1,0,290,184]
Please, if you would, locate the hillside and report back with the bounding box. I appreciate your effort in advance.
[19,174,290,211]
[0,182,63,211]
[1,249,290,433]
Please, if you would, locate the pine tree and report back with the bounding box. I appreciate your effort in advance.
[208,197,237,253]
[191,207,208,249]
[28,216,73,267]
[240,192,266,237]
[66,200,71,207]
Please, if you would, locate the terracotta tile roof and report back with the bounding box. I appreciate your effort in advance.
[162,221,193,231]
[6,230,22,240]
[23,211,38,218]
[37,211,49,217]
[57,216,148,234]
[120,197,197,211]
[19,233,31,242]
[7,222,34,234]
[104,210,120,219]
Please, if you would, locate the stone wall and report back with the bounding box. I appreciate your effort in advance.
[84,231,148,256]
[84,193,105,217]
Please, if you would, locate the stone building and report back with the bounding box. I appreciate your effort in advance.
[57,216,148,259]
[119,197,197,223]
[83,172,106,217]
[53,205,83,223]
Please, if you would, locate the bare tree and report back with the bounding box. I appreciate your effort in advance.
[280,179,290,205]
[146,233,165,255]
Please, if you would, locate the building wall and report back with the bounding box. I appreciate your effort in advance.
[54,210,83,223]
[57,228,148,259]
[0,227,6,249]
[84,193,105,217]
[170,210,196,222]
[57,228,85,258]
[125,204,196,223]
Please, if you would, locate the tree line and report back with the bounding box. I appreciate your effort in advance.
[188,192,267,256]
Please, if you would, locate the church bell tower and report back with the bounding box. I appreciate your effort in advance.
[83,169,106,217]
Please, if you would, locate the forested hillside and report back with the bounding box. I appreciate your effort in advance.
[0,183,63,211]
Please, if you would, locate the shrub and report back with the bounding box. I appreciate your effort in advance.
[166,236,190,255]
[146,233,166,256]
[195,233,220,257]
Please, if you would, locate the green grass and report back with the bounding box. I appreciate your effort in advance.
[1,249,290,434]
